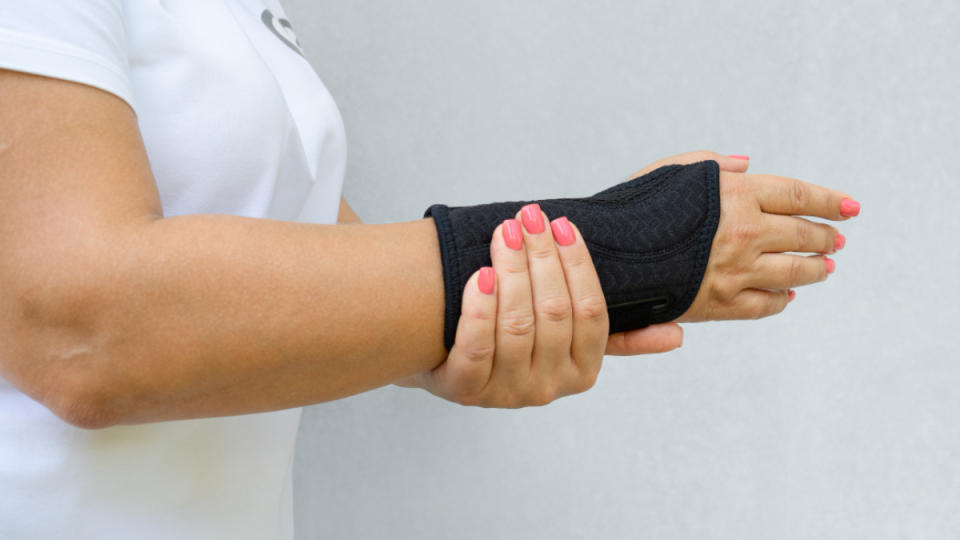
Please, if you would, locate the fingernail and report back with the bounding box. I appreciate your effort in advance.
[788,289,796,302]
[550,217,576,246]
[840,198,861,217]
[502,219,523,250]
[478,266,495,295]
[825,257,836,274]
[834,233,846,251]
[728,155,750,160]
[520,203,545,234]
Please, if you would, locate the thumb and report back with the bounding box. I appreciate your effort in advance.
[716,154,751,173]
[605,323,683,356]
[633,150,750,177]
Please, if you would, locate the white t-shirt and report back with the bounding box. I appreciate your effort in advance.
[0,1,346,538]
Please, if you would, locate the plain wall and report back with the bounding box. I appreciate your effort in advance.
[283,1,960,538]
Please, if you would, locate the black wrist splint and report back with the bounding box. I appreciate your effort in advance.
[425,160,721,350]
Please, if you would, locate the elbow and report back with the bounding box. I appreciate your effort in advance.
[1,224,160,429]
[17,343,127,430]
[44,373,124,430]
[20,338,129,431]
[2,274,129,430]
[49,393,123,430]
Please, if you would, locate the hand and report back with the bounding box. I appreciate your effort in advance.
[397,205,608,407]
[679,170,858,321]
[605,150,754,352]
[395,151,756,406]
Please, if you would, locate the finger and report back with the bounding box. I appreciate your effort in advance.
[488,219,535,387]
[716,154,751,173]
[518,204,573,371]
[714,288,791,320]
[605,323,683,356]
[747,174,856,220]
[759,214,842,254]
[748,254,834,290]
[550,218,607,373]
[633,150,750,177]
[432,268,497,398]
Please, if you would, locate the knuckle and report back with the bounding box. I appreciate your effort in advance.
[527,245,557,261]
[825,226,839,252]
[484,391,512,409]
[574,293,608,324]
[728,223,759,248]
[500,309,536,336]
[537,295,572,323]
[458,342,495,363]
[791,181,808,212]
[465,305,495,322]
[504,390,528,409]
[564,249,593,269]
[712,279,741,303]
[787,256,805,284]
[795,220,809,248]
[500,262,529,276]
[527,386,556,407]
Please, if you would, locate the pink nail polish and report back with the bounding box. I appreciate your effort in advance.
[825,257,836,274]
[835,233,846,251]
[550,217,576,246]
[503,219,523,250]
[840,198,861,217]
[728,155,750,160]
[520,203,545,234]
[478,267,495,295]
[788,289,796,302]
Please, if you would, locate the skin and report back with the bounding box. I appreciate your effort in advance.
[0,69,855,428]
[397,156,853,406]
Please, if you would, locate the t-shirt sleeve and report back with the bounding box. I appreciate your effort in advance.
[0,1,133,108]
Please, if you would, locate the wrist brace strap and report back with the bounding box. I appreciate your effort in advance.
[425,160,721,350]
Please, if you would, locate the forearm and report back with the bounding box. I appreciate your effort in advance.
[21,215,445,425]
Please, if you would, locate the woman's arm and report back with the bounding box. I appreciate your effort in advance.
[0,70,857,426]
[0,70,449,428]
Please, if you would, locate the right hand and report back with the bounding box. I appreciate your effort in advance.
[680,170,859,321]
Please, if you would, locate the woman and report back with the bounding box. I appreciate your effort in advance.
[0,1,858,538]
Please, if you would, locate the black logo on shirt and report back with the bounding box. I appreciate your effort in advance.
[261,10,304,56]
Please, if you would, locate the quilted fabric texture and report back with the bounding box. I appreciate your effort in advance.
[425,160,721,350]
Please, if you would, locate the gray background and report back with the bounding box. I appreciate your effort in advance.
[283,1,960,538]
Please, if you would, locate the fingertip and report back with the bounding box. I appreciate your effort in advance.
[660,323,684,351]
[610,324,684,355]
[478,266,495,295]
[720,155,751,173]
[840,198,861,218]
[500,219,524,251]
[550,216,576,246]
[462,268,498,315]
